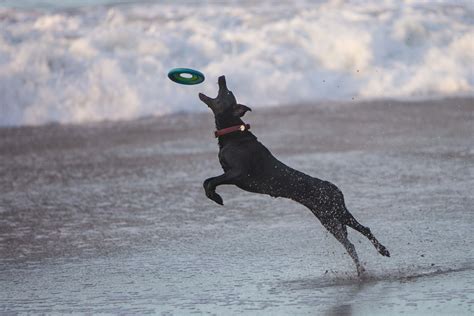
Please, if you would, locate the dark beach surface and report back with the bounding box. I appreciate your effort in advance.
[1,97,473,314]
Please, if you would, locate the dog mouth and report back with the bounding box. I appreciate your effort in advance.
[199,75,237,111]
[198,92,215,110]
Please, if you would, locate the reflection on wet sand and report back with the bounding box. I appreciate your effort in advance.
[325,303,353,316]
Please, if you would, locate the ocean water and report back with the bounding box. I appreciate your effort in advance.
[0,0,473,126]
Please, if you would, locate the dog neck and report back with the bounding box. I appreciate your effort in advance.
[214,116,256,146]
[214,115,245,130]
[215,123,250,137]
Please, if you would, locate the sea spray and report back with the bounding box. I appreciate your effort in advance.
[0,0,472,126]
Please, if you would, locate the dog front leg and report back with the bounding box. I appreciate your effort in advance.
[203,171,241,205]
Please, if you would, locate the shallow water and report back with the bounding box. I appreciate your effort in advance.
[1,98,473,314]
[1,251,473,314]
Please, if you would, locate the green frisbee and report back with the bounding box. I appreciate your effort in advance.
[168,68,205,85]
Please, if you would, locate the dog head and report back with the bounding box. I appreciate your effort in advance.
[199,76,251,118]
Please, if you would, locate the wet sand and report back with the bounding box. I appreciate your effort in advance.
[1,97,473,314]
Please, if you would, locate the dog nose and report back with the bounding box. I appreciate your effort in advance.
[218,76,227,90]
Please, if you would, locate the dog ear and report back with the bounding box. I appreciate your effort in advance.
[233,104,252,117]
[199,93,214,108]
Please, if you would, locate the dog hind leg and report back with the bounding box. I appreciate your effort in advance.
[321,218,366,276]
[342,211,390,257]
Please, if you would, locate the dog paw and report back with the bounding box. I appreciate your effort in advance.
[203,180,222,205]
[357,265,367,278]
[378,245,390,257]
[208,192,224,205]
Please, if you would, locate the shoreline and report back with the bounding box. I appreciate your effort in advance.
[0,95,471,130]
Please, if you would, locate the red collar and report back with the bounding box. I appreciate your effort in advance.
[214,124,250,138]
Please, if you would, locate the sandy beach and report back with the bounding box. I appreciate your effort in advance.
[0,97,473,314]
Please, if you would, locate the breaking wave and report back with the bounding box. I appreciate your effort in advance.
[0,0,473,126]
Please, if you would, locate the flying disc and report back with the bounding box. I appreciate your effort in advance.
[168,68,205,85]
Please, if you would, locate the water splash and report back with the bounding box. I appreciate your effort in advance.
[0,0,473,126]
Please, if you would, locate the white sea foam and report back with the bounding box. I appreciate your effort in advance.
[0,0,473,126]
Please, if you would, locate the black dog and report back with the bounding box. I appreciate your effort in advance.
[199,76,390,276]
